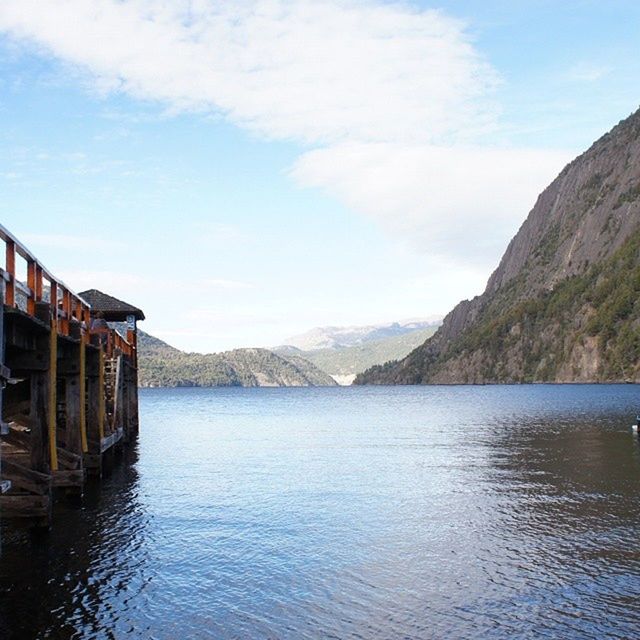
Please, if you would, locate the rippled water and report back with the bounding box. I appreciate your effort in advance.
[2,385,640,639]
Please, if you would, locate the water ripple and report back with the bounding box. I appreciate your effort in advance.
[2,384,640,638]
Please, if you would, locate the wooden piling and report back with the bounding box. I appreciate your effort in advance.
[84,346,102,476]
[0,224,143,534]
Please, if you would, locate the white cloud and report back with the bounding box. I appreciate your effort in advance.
[0,0,497,144]
[291,142,571,264]
[0,0,570,267]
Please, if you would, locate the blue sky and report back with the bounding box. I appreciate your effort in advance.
[0,1,638,352]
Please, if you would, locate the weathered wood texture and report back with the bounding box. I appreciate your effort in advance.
[0,224,141,529]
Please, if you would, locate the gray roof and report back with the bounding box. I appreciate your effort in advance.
[79,289,145,321]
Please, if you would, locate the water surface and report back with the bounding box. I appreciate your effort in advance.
[1,385,640,638]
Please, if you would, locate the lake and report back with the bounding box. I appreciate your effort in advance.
[2,385,640,639]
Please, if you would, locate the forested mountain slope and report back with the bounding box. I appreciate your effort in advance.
[137,331,337,387]
[357,108,640,384]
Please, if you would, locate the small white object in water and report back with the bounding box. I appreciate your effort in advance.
[633,424,638,433]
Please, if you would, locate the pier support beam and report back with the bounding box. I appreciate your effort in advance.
[0,281,12,499]
[56,341,86,496]
[0,227,144,542]
[84,347,103,476]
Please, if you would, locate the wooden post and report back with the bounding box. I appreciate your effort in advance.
[98,349,105,442]
[0,279,11,502]
[35,266,43,301]
[30,372,50,474]
[30,367,51,475]
[84,347,102,475]
[0,279,6,434]
[112,355,122,432]
[64,344,83,457]
[48,318,58,471]
[127,361,138,436]
[5,240,15,307]
[27,260,36,316]
[122,362,130,441]
[79,340,88,454]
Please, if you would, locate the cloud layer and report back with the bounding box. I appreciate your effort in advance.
[0,0,570,267]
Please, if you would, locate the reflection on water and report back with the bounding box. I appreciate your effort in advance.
[1,385,640,639]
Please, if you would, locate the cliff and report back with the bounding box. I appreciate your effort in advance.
[356,107,640,384]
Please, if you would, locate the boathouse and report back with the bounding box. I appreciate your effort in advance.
[0,226,143,527]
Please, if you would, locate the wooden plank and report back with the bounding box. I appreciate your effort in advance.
[3,427,30,450]
[49,318,58,471]
[35,266,43,301]
[98,348,105,440]
[26,260,35,316]
[0,494,50,519]
[86,358,101,451]
[83,453,101,470]
[62,343,83,457]
[100,427,123,453]
[122,361,130,439]
[52,469,84,488]
[112,355,122,430]
[30,369,51,474]
[3,400,29,424]
[5,239,15,307]
[0,278,9,437]
[2,458,51,495]
[79,341,87,453]
[56,447,82,470]
[5,351,49,372]
[127,357,139,435]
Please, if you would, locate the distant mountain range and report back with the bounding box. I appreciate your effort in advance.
[282,318,442,351]
[275,319,441,384]
[136,318,443,387]
[137,331,337,387]
[275,325,439,384]
[357,107,640,385]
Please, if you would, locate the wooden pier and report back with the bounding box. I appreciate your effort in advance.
[0,225,143,528]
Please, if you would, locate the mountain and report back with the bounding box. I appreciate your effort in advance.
[356,107,640,385]
[275,326,438,385]
[137,331,337,387]
[282,318,442,351]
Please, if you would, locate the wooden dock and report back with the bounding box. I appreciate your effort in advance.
[0,225,143,528]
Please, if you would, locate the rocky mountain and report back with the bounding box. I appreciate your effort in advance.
[137,331,337,387]
[275,326,438,385]
[282,318,442,351]
[356,107,640,385]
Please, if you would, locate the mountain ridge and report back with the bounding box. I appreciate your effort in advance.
[282,318,442,351]
[275,325,438,384]
[137,331,337,387]
[356,107,640,385]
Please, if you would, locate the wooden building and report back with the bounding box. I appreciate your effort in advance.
[0,226,143,528]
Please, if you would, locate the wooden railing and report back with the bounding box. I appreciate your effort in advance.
[0,224,133,357]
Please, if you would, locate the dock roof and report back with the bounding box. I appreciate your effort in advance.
[79,289,145,322]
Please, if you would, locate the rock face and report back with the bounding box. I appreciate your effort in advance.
[356,107,640,385]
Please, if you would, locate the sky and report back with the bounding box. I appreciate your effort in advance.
[0,0,638,352]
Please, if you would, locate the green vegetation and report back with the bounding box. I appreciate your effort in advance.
[137,332,336,387]
[358,107,640,385]
[613,183,640,209]
[276,326,437,380]
[357,230,640,384]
